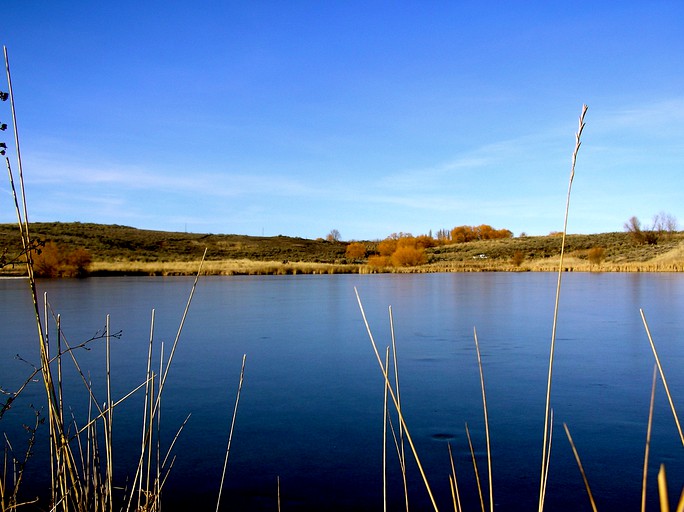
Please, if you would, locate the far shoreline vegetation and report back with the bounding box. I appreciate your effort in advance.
[1,219,683,277]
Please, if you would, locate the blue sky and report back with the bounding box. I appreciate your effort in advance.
[2,2,683,240]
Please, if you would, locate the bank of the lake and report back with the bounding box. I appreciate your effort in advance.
[1,222,683,276]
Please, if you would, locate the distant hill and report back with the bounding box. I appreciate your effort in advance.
[0,222,347,265]
[1,222,683,275]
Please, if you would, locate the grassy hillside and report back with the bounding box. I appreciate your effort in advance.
[0,222,347,267]
[1,222,683,276]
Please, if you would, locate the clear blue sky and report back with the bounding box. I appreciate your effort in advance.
[2,2,683,240]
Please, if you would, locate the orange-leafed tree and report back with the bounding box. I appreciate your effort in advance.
[345,242,366,261]
[391,246,427,267]
[378,238,398,257]
[33,242,92,278]
[451,224,512,242]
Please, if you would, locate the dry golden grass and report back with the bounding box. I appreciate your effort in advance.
[90,259,360,276]
[80,236,684,277]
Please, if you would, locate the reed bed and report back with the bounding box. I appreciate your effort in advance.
[1,46,245,512]
[89,259,360,276]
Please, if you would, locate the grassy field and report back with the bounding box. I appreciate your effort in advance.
[1,222,683,276]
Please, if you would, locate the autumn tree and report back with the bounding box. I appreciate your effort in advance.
[377,238,398,257]
[371,234,428,268]
[33,242,92,278]
[450,224,512,243]
[345,242,366,261]
[391,245,426,267]
[34,242,61,277]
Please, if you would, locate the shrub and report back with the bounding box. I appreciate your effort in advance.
[511,250,525,267]
[587,247,606,267]
[345,242,366,261]
[415,234,437,249]
[33,241,61,277]
[391,246,427,267]
[624,213,677,246]
[67,247,93,277]
[377,238,398,257]
[367,255,390,268]
[33,242,92,277]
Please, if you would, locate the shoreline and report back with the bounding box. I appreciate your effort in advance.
[4,258,682,278]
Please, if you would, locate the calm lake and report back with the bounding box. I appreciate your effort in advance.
[2,273,684,511]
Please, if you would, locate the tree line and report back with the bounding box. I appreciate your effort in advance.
[345,224,513,268]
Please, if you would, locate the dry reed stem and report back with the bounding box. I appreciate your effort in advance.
[385,398,406,482]
[106,314,114,507]
[563,422,597,512]
[6,46,84,510]
[643,364,658,512]
[383,346,389,512]
[138,309,156,510]
[659,464,670,512]
[448,442,462,512]
[354,287,439,512]
[160,413,191,477]
[677,490,684,512]
[538,103,587,512]
[449,474,458,512]
[216,354,247,512]
[465,422,485,512]
[389,305,409,512]
[74,378,152,437]
[641,308,684,446]
[156,248,207,406]
[540,409,554,507]
[473,327,493,512]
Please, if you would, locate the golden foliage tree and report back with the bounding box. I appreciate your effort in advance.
[450,224,512,243]
[345,242,366,261]
[372,234,428,268]
[391,245,426,267]
[33,242,92,278]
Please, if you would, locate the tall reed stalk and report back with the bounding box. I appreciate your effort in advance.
[216,354,247,512]
[538,104,587,512]
[642,365,658,512]
[389,306,410,512]
[355,287,439,512]
[2,44,212,510]
[641,309,684,446]
[473,327,493,512]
